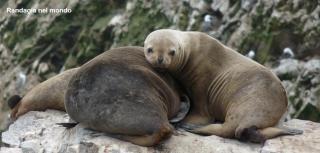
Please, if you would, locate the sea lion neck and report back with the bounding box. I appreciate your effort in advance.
[168,32,191,73]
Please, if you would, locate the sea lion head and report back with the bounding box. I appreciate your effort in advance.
[144,29,182,70]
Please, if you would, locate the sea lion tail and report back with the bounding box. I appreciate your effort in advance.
[7,95,22,109]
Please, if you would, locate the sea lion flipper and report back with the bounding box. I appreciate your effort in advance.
[169,94,190,123]
[178,123,203,131]
[258,127,303,139]
[113,123,173,146]
[56,122,79,129]
[187,123,236,138]
[7,95,22,109]
[237,126,303,143]
[238,126,266,143]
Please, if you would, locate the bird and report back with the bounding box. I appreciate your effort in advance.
[16,71,26,88]
[245,50,255,59]
[281,47,295,59]
[202,14,221,32]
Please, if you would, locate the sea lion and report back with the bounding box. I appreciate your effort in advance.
[7,67,79,120]
[65,46,188,146]
[143,29,303,143]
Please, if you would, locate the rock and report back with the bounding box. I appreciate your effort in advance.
[0,147,23,153]
[20,139,43,153]
[273,59,301,79]
[272,58,320,121]
[1,110,320,153]
[211,0,230,15]
[241,0,257,11]
[262,119,320,153]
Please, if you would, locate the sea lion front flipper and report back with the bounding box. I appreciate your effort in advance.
[56,122,79,129]
[169,94,190,123]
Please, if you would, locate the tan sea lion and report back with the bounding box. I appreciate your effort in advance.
[7,67,79,120]
[65,46,189,146]
[143,29,303,143]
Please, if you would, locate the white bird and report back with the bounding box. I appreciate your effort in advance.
[17,72,26,87]
[282,47,294,58]
[204,14,213,22]
[202,14,214,32]
[245,50,255,59]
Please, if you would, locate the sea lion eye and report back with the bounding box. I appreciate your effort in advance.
[169,50,175,56]
[147,48,153,53]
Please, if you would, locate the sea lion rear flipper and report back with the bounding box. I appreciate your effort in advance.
[258,127,303,139]
[238,126,303,143]
[7,95,22,109]
[56,122,79,129]
[187,123,236,138]
[114,123,173,147]
[170,94,190,123]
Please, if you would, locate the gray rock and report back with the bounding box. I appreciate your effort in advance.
[211,0,230,15]
[20,139,43,153]
[273,59,301,79]
[241,0,257,11]
[272,58,320,121]
[1,110,320,153]
[262,119,320,153]
[0,147,23,153]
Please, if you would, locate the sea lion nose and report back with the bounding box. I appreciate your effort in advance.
[158,57,164,64]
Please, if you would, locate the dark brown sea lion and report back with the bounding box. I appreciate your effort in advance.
[65,46,188,146]
[7,68,79,120]
[143,29,303,143]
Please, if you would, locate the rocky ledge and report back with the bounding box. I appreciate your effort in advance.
[1,110,320,153]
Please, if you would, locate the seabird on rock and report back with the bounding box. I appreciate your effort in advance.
[17,72,26,87]
[202,14,214,32]
[245,50,255,59]
[282,47,295,59]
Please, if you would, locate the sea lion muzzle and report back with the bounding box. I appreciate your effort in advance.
[158,56,164,64]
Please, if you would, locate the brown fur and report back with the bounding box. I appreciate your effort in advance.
[65,46,187,146]
[144,29,303,143]
[9,68,79,120]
